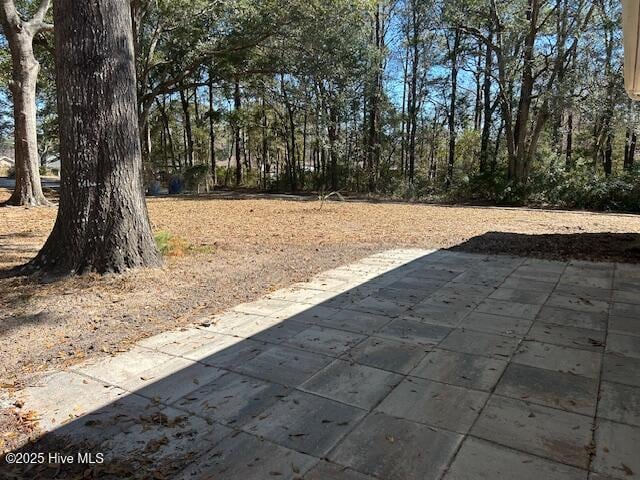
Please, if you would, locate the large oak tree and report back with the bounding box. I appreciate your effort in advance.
[29,0,161,274]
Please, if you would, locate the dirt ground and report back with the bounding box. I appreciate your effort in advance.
[2,189,640,381]
[1,188,640,451]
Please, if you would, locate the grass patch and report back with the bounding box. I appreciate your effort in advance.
[154,231,189,257]
[154,231,216,257]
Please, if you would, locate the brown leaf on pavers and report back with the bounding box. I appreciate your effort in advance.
[386,435,395,443]
[144,436,169,454]
[612,464,635,476]
[20,410,41,425]
[584,441,596,457]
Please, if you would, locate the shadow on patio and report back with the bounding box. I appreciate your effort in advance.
[3,236,640,480]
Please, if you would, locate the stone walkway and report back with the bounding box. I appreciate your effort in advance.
[8,249,640,479]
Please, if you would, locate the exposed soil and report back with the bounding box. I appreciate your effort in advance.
[1,188,639,451]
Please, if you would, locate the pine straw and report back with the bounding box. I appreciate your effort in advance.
[1,189,639,383]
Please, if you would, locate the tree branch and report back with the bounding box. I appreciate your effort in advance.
[32,0,51,23]
[0,0,20,30]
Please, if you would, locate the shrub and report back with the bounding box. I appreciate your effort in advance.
[183,164,212,192]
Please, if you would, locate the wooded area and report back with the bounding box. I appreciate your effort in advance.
[0,0,638,209]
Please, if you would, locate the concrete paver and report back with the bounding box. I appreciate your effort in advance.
[495,363,598,415]
[592,420,640,479]
[343,336,430,374]
[376,376,488,433]
[471,395,593,468]
[513,341,602,379]
[444,437,588,480]
[329,412,462,480]
[11,249,640,480]
[409,348,507,391]
[300,359,402,410]
[242,390,366,456]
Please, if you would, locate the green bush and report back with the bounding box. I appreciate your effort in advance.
[440,154,640,211]
[183,164,212,192]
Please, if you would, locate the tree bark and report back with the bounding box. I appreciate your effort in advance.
[445,28,461,190]
[208,74,217,185]
[261,96,269,190]
[603,132,613,177]
[234,78,242,186]
[179,87,194,168]
[479,27,493,173]
[565,111,573,170]
[156,96,178,171]
[624,124,637,171]
[366,1,383,192]
[630,132,637,171]
[473,40,483,132]
[400,41,409,177]
[511,0,539,184]
[0,0,51,206]
[407,0,420,184]
[30,0,161,274]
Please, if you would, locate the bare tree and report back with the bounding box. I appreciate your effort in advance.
[0,0,52,206]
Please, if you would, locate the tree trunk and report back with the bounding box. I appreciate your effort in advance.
[208,74,217,184]
[328,104,339,192]
[179,87,194,168]
[301,111,308,190]
[493,117,504,173]
[0,0,51,206]
[156,96,178,171]
[474,40,483,132]
[30,0,160,274]
[624,127,636,171]
[604,132,613,177]
[428,113,438,180]
[445,28,461,190]
[262,97,269,190]
[366,2,383,192]
[479,28,493,173]
[630,132,637,170]
[400,42,409,176]
[407,0,420,185]
[234,78,242,186]
[565,111,573,170]
[511,0,539,185]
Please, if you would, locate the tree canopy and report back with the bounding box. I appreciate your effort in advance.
[1,0,638,210]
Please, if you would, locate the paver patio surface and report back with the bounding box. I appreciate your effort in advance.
[6,249,640,479]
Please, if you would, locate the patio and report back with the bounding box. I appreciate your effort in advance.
[7,248,640,479]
